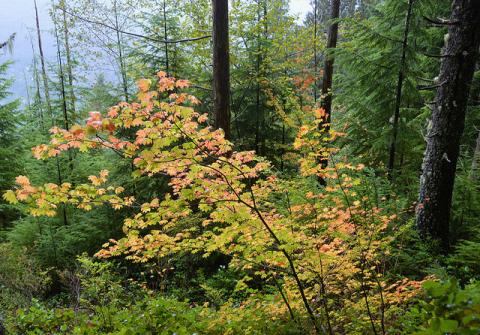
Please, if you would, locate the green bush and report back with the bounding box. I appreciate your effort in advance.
[6,255,298,334]
[8,296,298,335]
[0,244,50,312]
[448,233,480,282]
[408,279,480,334]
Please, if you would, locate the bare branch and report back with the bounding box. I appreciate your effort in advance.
[417,80,448,91]
[421,52,455,58]
[423,16,460,26]
[58,7,211,44]
[0,33,16,53]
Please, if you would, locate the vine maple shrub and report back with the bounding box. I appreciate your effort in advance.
[5,72,428,334]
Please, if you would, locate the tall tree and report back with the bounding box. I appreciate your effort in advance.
[254,0,263,154]
[334,0,449,182]
[212,0,231,140]
[59,0,76,118]
[34,0,53,119]
[318,0,340,184]
[34,0,69,226]
[228,0,307,163]
[162,0,170,76]
[0,62,20,229]
[321,0,340,128]
[312,0,319,102]
[53,10,71,132]
[113,0,129,102]
[416,0,480,251]
[387,0,415,179]
[472,129,480,181]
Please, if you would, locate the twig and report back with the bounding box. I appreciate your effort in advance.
[423,16,459,26]
[417,80,448,91]
[58,7,211,44]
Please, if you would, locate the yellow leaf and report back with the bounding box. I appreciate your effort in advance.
[3,190,18,204]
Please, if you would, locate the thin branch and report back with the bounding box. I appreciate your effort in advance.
[191,84,213,92]
[0,33,16,52]
[423,16,459,26]
[417,80,448,91]
[271,275,298,324]
[421,52,455,58]
[58,7,211,44]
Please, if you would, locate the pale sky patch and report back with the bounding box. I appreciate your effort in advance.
[289,0,311,22]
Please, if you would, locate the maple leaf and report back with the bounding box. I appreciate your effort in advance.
[100,170,109,179]
[175,79,190,88]
[108,107,119,118]
[15,175,30,186]
[314,108,326,119]
[137,79,151,92]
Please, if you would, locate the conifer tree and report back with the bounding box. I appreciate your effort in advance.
[416,0,480,251]
[335,0,449,182]
[0,62,20,228]
[212,0,231,139]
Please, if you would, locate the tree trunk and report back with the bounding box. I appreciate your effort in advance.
[163,0,170,76]
[35,0,68,226]
[60,0,76,119]
[34,0,53,120]
[113,0,129,102]
[387,0,415,179]
[23,69,32,109]
[472,129,480,180]
[255,63,260,152]
[54,9,75,175]
[30,37,45,131]
[212,0,231,140]
[416,0,480,251]
[54,19,70,132]
[318,0,340,185]
[313,0,318,102]
[260,0,267,155]
[53,17,71,227]
[254,0,262,153]
[320,0,340,128]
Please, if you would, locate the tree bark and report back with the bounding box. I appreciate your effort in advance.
[387,0,415,179]
[212,0,231,140]
[320,0,340,128]
[416,0,480,251]
[318,0,340,185]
